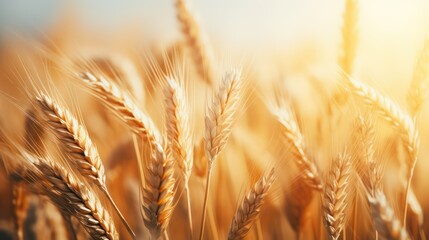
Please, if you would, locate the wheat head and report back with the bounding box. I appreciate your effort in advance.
[228,169,275,240]
[323,152,351,240]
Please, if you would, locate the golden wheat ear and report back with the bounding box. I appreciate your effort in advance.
[141,144,175,239]
[272,102,323,191]
[323,152,351,240]
[175,0,214,85]
[164,77,194,233]
[200,69,243,240]
[34,93,136,239]
[34,159,119,240]
[79,72,162,148]
[228,169,275,240]
[339,0,358,75]
[407,38,429,117]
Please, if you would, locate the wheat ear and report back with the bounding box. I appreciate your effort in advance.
[35,159,119,240]
[79,72,162,147]
[175,0,213,85]
[323,152,351,240]
[368,191,410,240]
[273,105,323,190]
[164,77,194,233]
[344,76,419,170]
[343,75,419,225]
[228,169,275,240]
[199,69,242,240]
[35,93,135,239]
[141,144,175,239]
[339,0,358,75]
[407,38,429,117]
[355,116,382,197]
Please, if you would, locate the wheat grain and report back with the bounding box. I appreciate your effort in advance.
[228,169,275,240]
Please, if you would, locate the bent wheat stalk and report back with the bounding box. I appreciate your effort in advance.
[343,75,419,225]
[35,93,136,239]
[273,104,323,190]
[200,70,242,240]
[228,169,275,240]
[323,152,351,240]
[164,78,194,233]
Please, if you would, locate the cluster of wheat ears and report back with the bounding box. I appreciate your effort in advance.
[0,0,428,239]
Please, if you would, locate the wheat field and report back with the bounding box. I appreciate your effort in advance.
[0,0,429,239]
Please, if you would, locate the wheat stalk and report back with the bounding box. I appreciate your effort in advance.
[200,69,242,240]
[343,75,420,225]
[164,77,194,233]
[175,0,213,85]
[35,93,135,238]
[273,105,323,190]
[141,144,175,239]
[323,152,351,240]
[228,169,275,240]
[407,38,429,117]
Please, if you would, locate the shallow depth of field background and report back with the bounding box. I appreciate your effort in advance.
[2,0,429,239]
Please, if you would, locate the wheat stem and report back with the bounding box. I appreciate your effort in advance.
[199,164,212,240]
